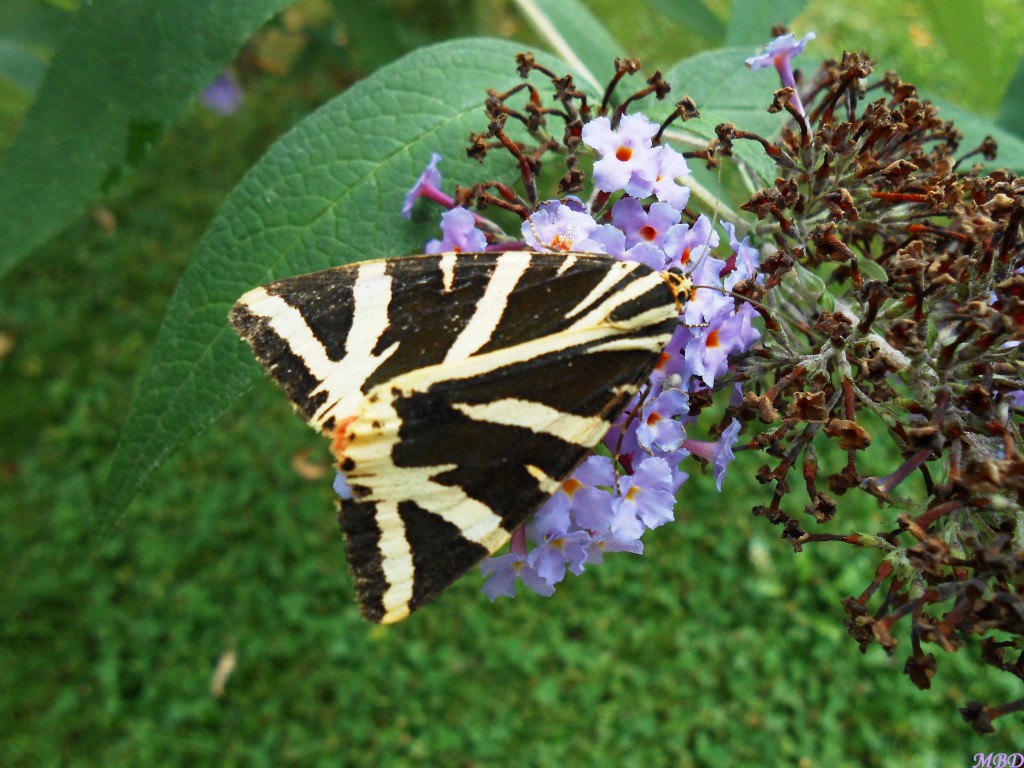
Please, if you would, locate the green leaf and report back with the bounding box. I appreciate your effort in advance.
[0,39,46,94]
[930,98,1024,173]
[857,257,888,285]
[919,0,993,95]
[791,263,831,312]
[996,53,1024,141]
[510,0,626,93]
[642,0,725,42]
[0,0,294,280]
[103,38,562,522]
[724,0,810,47]
[662,48,784,183]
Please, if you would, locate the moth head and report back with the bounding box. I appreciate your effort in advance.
[661,268,695,310]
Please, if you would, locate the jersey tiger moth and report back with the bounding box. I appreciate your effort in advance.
[230,250,686,623]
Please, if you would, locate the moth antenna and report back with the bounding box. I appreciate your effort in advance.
[683,155,726,278]
[690,282,772,316]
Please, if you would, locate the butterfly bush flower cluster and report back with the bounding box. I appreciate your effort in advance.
[396,32,1024,731]
[404,107,758,601]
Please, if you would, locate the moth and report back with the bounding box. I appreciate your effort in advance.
[230,250,689,623]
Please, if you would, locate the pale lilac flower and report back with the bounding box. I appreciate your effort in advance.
[425,207,487,254]
[651,145,691,209]
[624,242,669,270]
[583,114,662,197]
[528,531,590,582]
[637,388,690,453]
[682,308,738,387]
[684,418,743,490]
[721,221,762,288]
[403,153,455,219]
[201,73,244,115]
[662,214,719,272]
[682,252,731,327]
[332,471,352,500]
[584,532,644,565]
[481,553,555,600]
[746,32,816,118]
[612,197,681,249]
[523,200,624,254]
[531,491,572,538]
[610,457,676,538]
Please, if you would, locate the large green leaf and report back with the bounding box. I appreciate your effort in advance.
[643,0,726,42]
[662,48,784,183]
[931,99,1024,172]
[0,0,294,279]
[103,38,568,520]
[724,0,810,47]
[511,0,626,93]
[920,0,993,97]
[996,53,1024,141]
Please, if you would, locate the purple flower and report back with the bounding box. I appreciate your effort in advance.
[523,200,624,254]
[611,196,681,250]
[721,221,761,288]
[481,553,555,600]
[425,207,487,254]
[333,471,352,500]
[568,456,618,531]
[528,531,590,582]
[201,73,244,115]
[662,214,719,272]
[403,153,455,219]
[583,114,662,197]
[610,456,676,538]
[681,251,731,328]
[746,32,816,119]
[684,418,742,490]
[682,308,739,387]
[651,146,691,209]
[584,532,644,565]
[637,388,690,453]
[531,490,572,539]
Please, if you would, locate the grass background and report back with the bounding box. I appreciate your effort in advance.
[3,0,1024,765]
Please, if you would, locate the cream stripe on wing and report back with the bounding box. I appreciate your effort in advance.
[566,270,668,333]
[452,398,609,446]
[438,251,457,293]
[444,252,532,363]
[374,500,414,623]
[311,261,400,427]
[564,259,641,319]
[525,464,562,494]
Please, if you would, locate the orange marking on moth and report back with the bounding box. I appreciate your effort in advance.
[330,415,358,458]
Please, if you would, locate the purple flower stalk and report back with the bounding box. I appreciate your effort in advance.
[402,153,456,219]
[746,31,816,120]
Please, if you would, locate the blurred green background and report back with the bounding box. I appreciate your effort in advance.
[2,1,1024,765]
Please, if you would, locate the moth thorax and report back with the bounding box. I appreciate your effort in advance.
[662,270,695,308]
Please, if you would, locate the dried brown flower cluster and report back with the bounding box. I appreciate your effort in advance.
[724,50,1024,734]
[463,47,1023,733]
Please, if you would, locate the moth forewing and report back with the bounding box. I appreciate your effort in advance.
[230,251,680,622]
